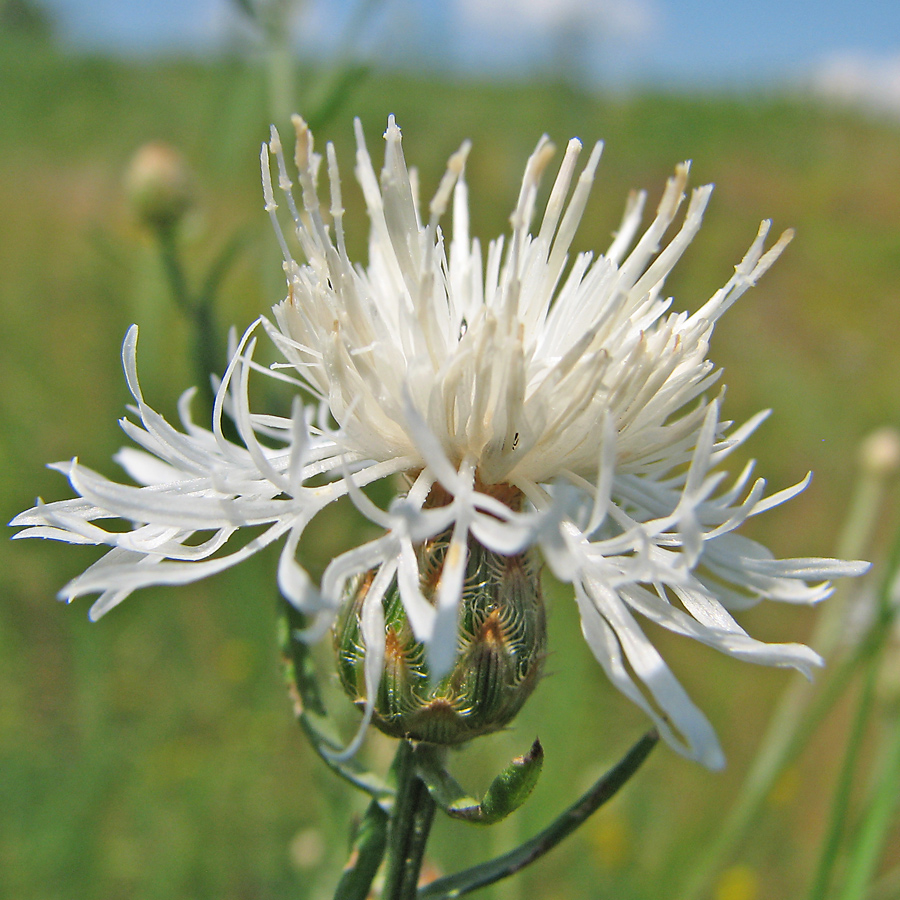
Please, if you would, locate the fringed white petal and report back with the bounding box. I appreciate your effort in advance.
[573,579,725,769]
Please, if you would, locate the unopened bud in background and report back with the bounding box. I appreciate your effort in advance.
[859,427,900,480]
[125,142,194,231]
[852,427,900,705]
[835,426,900,563]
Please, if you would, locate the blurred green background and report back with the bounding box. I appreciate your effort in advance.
[2,10,900,900]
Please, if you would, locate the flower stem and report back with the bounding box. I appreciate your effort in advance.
[813,516,900,900]
[806,646,881,900]
[836,702,900,900]
[156,223,193,316]
[382,740,437,900]
[155,224,217,412]
[332,798,389,900]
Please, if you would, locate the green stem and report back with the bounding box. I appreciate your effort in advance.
[156,224,193,316]
[383,741,438,900]
[835,700,900,900]
[190,299,218,412]
[333,798,389,900]
[155,224,219,412]
[265,31,294,130]
[807,651,881,900]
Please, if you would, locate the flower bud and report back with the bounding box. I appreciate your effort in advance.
[125,142,194,231]
[859,426,900,479]
[334,532,546,745]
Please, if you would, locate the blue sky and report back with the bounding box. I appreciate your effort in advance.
[40,0,900,101]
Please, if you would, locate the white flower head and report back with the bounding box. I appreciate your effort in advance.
[12,115,868,769]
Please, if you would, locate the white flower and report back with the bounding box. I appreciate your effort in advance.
[12,115,868,769]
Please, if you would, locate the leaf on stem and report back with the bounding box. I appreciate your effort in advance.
[416,739,544,825]
[418,730,658,900]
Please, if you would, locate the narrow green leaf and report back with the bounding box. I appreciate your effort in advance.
[835,698,900,900]
[418,730,658,899]
[333,799,389,900]
[305,65,371,133]
[807,653,881,900]
[415,739,542,824]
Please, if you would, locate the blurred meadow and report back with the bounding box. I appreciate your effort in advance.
[3,8,900,900]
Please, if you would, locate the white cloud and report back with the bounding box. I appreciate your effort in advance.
[811,50,900,116]
[455,0,659,43]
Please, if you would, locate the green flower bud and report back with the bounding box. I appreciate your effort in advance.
[125,142,194,232]
[334,527,546,746]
